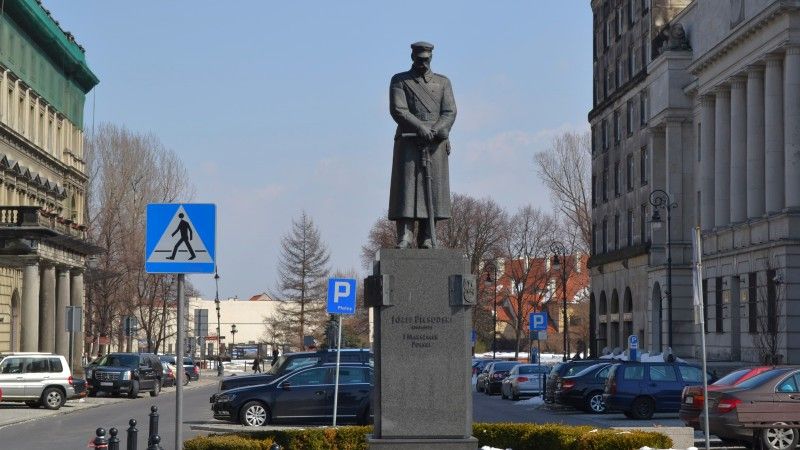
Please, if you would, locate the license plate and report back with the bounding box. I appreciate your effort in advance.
[685,396,693,404]
[101,382,113,387]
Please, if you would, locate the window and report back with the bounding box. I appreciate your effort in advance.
[592,174,597,206]
[614,162,620,196]
[626,154,634,190]
[748,272,758,333]
[640,203,647,243]
[642,0,650,13]
[678,366,704,383]
[767,269,777,334]
[613,110,620,143]
[627,209,634,246]
[26,358,49,373]
[0,357,25,374]
[702,279,709,333]
[607,70,614,93]
[338,367,370,384]
[640,91,648,125]
[597,365,612,379]
[602,119,608,150]
[616,9,623,36]
[628,0,635,25]
[605,21,612,48]
[614,214,620,250]
[283,356,320,372]
[697,123,702,161]
[49,358,63,373]
[287,367,330,386]
[617,58,624,86]
[591,125,597,154]
[627,100,634,136]
[628,45,634,78]
[623,365,644,380]
[649,365,678,381]
[715,277,724,333]
[640,147,648,184]
[602,165,609,202]
[777,375,799,393]
[602,218,608,253]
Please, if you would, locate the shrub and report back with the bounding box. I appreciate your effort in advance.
[182,423,670,450]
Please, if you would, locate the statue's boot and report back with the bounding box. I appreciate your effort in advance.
[395,219,414,249]
[418,219,433,249]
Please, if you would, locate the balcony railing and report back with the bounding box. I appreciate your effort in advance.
[0,206,87,240]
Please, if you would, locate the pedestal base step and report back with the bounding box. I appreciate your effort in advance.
[367,435,479,450]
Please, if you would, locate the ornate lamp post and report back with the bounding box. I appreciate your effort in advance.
[484,261,499,359]
[649,189,678,350]
[214,269,223,376]
[550,241,569,362]
[230,324,237,357]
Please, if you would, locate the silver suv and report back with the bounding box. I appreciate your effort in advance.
[0,353,78,410]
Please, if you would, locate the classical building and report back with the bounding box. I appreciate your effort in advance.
[589,0,800,364]
[0,0,99,371]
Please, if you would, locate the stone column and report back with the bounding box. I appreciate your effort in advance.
[55,268,71,358]
[70,270,84,372]
[765,54,785,213]
[39,264,56,352]
[715,87,732,227]
[700,95,716,230]
[785,47,800,208]
[730,76,748,222]
[747,66,766,218]
[21,262,40,352]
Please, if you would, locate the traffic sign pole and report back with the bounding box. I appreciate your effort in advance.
[326,278,356,427]
[332,314,343,427]
[175,274,185,450]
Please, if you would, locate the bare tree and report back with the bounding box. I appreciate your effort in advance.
[273,212,331,350]
[534,131,592,254]
[752,259,785,365]
[360,217,395,270]
[498,206,559,357]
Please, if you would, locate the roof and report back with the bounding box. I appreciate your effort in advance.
[248,293,273,301]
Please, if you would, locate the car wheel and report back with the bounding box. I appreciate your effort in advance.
[183,375,189,386]
[476,381,483,393]
[150,380,161,397]
[25,400,41,408]
[623,410,635,419]
[128,380,140,398]
[629,397,655,420]
[501,386,508,400]
[584,391,606,414]
[761,424,799,450]
[41,387,64,410]
[240,401,270,427]
[512,388,520,401]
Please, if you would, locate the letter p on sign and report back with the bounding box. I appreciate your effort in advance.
[327,278,357,315]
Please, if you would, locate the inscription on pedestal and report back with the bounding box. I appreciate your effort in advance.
[391,315,450,348]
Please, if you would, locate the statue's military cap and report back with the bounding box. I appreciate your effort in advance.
[411,41,434,58]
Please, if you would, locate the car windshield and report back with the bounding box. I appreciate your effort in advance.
[550,363,564,376]
[571,363,607,377]
[713,368,750,386]
[97,354,138,368]
[183,358,193,365]
[564,363,594,376]
[493,362,517,371]
[734,368,792,390]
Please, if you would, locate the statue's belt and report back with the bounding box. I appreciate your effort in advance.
[403,78,438,113]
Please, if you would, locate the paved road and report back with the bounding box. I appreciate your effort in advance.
[0,382,218,450]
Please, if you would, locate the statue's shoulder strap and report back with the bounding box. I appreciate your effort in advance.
[402,77,438,113]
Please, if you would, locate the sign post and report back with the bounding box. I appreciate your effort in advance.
[628,335,639,362]
[146,203,216,450]
[529,312,548,394]
[327,278,357,427]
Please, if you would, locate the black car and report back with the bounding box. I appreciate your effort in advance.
[86,353,163,398]
[211,348,372,403]
[159,355,199,381]
[545,359,600,403]
[212,363,373,426]
[554,362,612,413]
[483,361,519,395]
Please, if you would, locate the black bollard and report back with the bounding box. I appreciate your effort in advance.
[148,405,159,442]
[147,434,163,450]
[126,419,138,450]
[93,427,108,449]
[269,444,282,450]
[108,428,120,450]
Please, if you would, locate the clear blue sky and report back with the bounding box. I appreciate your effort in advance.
[46,1,592,299]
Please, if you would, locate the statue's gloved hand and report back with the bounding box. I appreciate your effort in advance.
[433,127,448,140]
[417,127,434,142]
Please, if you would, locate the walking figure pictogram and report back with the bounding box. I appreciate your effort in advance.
[166,213,196,260]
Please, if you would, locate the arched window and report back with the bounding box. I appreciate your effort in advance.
[624,287,633,312]
[599,291,608,315]
[610,289,620,314]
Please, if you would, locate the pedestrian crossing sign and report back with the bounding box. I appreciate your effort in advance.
[145,203,216,274]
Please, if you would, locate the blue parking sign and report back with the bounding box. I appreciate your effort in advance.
[327,278,357,315]
[529,312,548,331]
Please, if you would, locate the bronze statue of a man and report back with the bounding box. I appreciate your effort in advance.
[388,41,457,249]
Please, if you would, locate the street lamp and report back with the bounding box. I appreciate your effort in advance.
[230,324,237,356]
[649,189,678,351]
[484,261,499,359]
[214,269,223,376]
[550,241,569,362]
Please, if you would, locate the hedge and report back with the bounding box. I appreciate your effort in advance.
[183,423,672,450]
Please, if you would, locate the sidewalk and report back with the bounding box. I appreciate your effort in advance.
[0,369,220,429]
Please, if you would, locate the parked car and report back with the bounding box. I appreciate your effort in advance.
[159,355,199,381]
[603,361,717,419]
[211,348,372,403]
[212,363,373,426]
[0,353,79,410]
[701,367,800,449]
[554,362,612,413]
[473,359,502,376]
[86,353,163,398]
[679,366,773,430]
[484,361,519,395]
[476,362,494,393]
[544,359,600,403]
[501,364,550,400]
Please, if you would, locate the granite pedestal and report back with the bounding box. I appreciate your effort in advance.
[365,249,478,450]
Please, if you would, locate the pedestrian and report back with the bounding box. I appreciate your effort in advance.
[272,348,279,366]
[251,357,261,373]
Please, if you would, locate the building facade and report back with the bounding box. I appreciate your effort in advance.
[589,0,800,364]
[0,0,99,372]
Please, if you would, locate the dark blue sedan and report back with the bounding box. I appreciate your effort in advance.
[212,363,372,426]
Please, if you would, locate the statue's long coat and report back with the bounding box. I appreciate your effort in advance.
[388,69,456,220]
